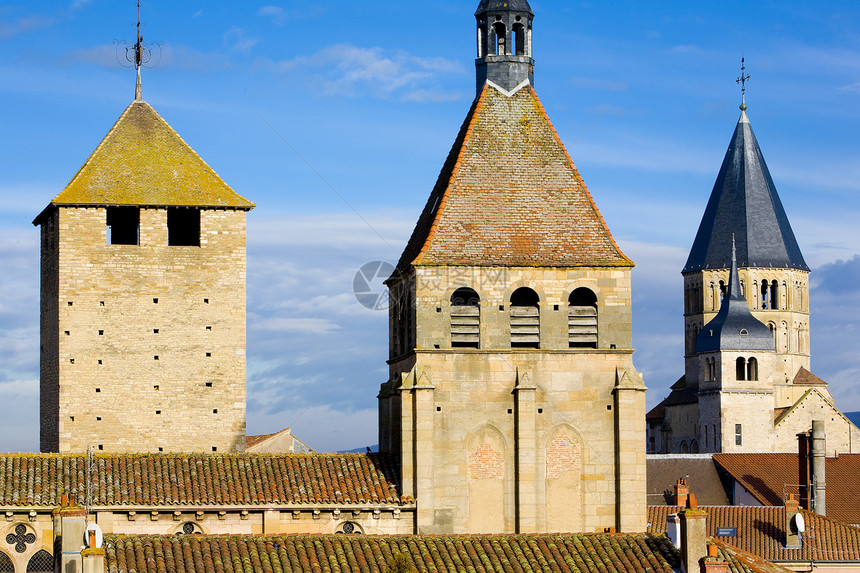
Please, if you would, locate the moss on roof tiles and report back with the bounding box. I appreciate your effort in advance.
[51,100,254,209]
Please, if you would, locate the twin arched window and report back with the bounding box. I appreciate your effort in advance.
[735,357,758,381]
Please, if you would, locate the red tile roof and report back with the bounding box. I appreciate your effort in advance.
[792,367,827,386]
[713,453,860,525]
[396,84,632,272]
[0,453,408,507]
[104,533,680,573]
[648,506,860,563]
[710,539,793,573]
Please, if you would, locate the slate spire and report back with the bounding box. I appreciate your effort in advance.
[474,0,534,95]
[683,101,808,273]
[696,238,774,352]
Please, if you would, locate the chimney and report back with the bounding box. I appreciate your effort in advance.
[811,420,826,516]
[784,494,801,549]
[674,479,690,507]
[81,529,105,573]
[699,544,728,573]
[797,430,811,510]
[680,507,708,573]
[667,513,681,549]
[52,500,87,573]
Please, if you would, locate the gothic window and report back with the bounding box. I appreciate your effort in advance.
[568,288,597,348]
[106,206,139,245]
[747,357,758,381]
[6,525,34,554]
[0,552,12,573]
[492,22,506,55]
[690,440,699,453]
[736,357,746,381]
[510,287,539,348]
[680,441,689,453]
[450,288,480,348]
[26,551,52,573]
[167,207,201,246]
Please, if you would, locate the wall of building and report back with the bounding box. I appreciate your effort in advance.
[43,206,247,453]
[381,265,645,535]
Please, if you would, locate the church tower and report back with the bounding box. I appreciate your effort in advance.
[33,53,254,453]
[682,95,810,388]
[695,242,778,452]
[379,1,646,534]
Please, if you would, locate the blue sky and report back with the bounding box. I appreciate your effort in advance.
[2,1,860,452]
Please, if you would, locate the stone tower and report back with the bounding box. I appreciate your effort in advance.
[378,1,646,535]
[695,243,777,452]
[682,104,810,387]
[33,89,254,453]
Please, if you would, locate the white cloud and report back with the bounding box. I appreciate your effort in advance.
[251,316,341,334]
[0,15,55,39]
[258,6,287,25]
[223,26,259,53]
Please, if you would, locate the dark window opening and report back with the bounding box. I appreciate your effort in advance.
[770,280,779,310]
[492,22,506,55]
[735,424,742,446]
[167,207,201,246]
[450,287,480,348]
[569,288,598,348]
[512,23,525,55]
[747,357,758,381]
[510,287,540,348]
[106,206,140,245]
[205,382,213,387]
[736,357,746,381]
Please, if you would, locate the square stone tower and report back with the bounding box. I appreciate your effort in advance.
[34,98,254,453]
[378,1,646,535]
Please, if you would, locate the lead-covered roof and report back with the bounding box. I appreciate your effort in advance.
[684,111,807,273]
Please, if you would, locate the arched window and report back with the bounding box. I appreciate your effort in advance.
[709,283,715,310]
[26,551,52,573]
[770,280,779,310]
[719,280,726,302]
[690,440,699,453]
[492,22,506,55]
[760,280,770,309]
[568,288,597,348]
[0,552,12,573]
[510,287,539,348]
[477,22,485,57]
[747,357,758,381]
[512,23,525,55]
[680,441,689,454]
[451,288,480,348]
[736,357,746,381]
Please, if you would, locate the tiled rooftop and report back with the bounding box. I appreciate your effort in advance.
[47,100,254,210]
[0,453,408,507]
[397,84,632,272]
[648,506,860,563]
[104,533,679,573]
[713,453,860,525]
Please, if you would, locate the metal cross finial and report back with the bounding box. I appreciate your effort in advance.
[114,0,161,101]
[736,57,750,111]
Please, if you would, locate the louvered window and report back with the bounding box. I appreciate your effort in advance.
[568,288,597,348]
[450,288,480,348]
[510,288,540,348]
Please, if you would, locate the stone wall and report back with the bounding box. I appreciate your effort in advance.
[41,206,247,453]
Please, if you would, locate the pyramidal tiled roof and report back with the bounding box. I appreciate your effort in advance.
[396,85,632,272]
[683,110,807,273]
[47,100,254,210]
[0,453,408,507]
[475,0,533,15]
[104,533,679,573]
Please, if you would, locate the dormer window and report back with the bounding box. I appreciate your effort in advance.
[739,329,748,336]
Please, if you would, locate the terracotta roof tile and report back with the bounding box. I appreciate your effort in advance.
[104,533,680,573]
[713,453,860,526]
[396,85,632,272]
[0,453,408,507]
[47,101,254,210]
[648,505,860,563]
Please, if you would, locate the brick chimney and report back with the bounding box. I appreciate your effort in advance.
[674,479,690,507]
[784,494,801,549]
[52,496,87,573]
[679,506,707,573]
[811,420,826,516]
[699,544,728,573]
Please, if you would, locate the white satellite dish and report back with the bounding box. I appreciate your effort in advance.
[794,513,806,534]
[84,523,103,549]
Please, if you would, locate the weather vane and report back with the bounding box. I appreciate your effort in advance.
[736,57,750,111]
[114,0,162,101]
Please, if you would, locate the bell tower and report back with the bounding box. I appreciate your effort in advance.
[475,0,535,94]
[379,1,645,535]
